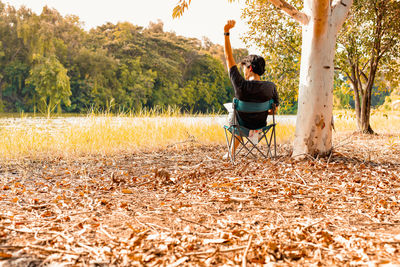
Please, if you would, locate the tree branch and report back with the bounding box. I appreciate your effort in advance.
[267,0,309,25]
[378,36,396,59]
[360,58,371,73]
[340,68,354,84]
[275,31,300,55]
[360,70,368,83]
[332,0,353,32]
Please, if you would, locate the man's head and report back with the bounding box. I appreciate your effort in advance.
[240,55,265,79]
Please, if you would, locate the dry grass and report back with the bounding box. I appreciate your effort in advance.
[0,114,295,159]
[334,110,400,133]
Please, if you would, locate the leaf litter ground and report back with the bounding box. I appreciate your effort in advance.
[0,133,400,266]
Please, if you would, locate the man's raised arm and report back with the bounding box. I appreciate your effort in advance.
[224,20,236,70]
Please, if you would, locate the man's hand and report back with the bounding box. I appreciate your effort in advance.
[268,106,278,115]
[224,20,236,69]
[224,20,236,33]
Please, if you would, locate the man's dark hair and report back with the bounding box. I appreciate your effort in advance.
[240,54,266,76]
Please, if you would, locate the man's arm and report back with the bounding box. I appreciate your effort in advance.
[269,85,279,115]
[224,20,236,70]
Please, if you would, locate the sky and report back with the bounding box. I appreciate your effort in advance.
[6,0,258,52]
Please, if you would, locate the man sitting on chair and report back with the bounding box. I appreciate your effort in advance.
[224,20,280,156]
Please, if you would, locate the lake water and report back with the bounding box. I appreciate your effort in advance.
[185,115,297,126]
[0,115,297,134]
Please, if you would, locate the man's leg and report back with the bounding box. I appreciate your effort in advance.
[223,134,243,160]
[231,134,243,156]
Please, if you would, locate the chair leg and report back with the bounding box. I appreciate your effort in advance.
[224,128,237,164]
[259,128,274,159]
[273,126,277,157]
[267,127,275,158]
[244,137,268,159]
[236,136,262,159]
[232,133,245,163]
[224,128,232,160]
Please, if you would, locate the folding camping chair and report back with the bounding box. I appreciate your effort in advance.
[223,98,277,164]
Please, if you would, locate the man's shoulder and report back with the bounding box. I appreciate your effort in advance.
[229,65,239,73]
[261,80,276,87]
[248,80,276,90]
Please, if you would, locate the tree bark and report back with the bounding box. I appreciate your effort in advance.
[350,64,361,128]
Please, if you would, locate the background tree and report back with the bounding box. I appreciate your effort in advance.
[336,0,400,133]
[26,55,71,117]
[0,3,30,112]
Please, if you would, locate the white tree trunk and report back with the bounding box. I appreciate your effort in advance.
[293,23,336,157]
[292,0,352,158]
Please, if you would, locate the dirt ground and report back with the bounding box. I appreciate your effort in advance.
[1,133,400,266]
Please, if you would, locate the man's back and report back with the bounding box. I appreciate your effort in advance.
[229,65,279,129]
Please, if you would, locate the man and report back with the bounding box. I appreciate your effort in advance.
[224,20,279,156]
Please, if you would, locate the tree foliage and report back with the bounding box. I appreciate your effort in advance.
[243,0,302,114]
[242,0,400,120]
[27,55,71,116]
[0,2,245,114]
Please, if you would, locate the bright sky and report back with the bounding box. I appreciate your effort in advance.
[6,0,258,52]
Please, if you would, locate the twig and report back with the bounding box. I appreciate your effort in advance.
[333,134,355,150]
[302,218,325,231]
[233,178,270,183]
[134,218,157,232]
[99,226,117,240]
[28,244,83,255]
[4,227,35,234]
[77,242,100,256]
[146,222,172,232]
[230,197,252,202]
[242,235,253,267]
[179,217,214,231]
[136,180,153,187]
[34,222,52,242]
[293,169,308,186]
[358,222,400,226]
[168,256,189,267]
[292,241,335,252]
[284,180,309,188]
[67,211,94,217]
[184,246,247,256]
[327,150,333,165]
[0,245,25,250]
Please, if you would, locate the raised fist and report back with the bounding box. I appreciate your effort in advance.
[224,20,236,33]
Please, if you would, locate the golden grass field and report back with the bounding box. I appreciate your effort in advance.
[0,110,399,159]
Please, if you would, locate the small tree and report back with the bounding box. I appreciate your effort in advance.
[336,0,400,133]
[27,55,71,117]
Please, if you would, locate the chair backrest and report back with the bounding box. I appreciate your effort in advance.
[233,98,274,113]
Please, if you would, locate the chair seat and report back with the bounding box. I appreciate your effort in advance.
[223,124,274,138]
